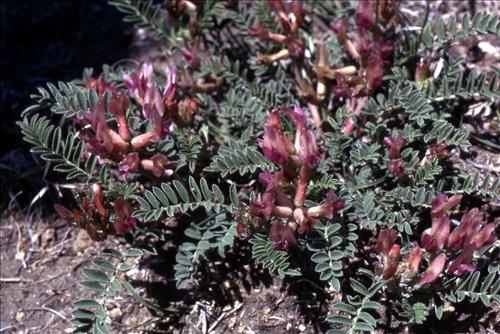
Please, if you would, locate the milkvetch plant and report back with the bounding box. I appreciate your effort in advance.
[19,0,499,333]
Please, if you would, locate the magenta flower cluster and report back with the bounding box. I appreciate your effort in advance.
[375,193,496,285]
[250,106,344,251]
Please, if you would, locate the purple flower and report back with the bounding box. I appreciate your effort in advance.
[119,152,140,179]
[387,158,407,178]
[258,124,290,165]
[306,190,344,219]
[355,0,376,31]
[258,171,293,207]
[383,135,405,159]
[163,66,177,105]
[123,61,154,106]
[114,198,137,234]
[298,129,320,167]
[258,109,294,165]
[421,215,451,251]
[447,244,476,276]
[250,192,275,220]
[419,253,447,285]
[431,193,462,218]
[269,220,298,251]
[366,55,385,90]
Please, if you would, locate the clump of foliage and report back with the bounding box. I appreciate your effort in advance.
[19,0,499,333]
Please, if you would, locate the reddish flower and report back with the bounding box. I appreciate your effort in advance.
[408,245,421,273]
[447,244,476,276]
[387,158,407,178]
[285,105,320,167]
[150,153,171,178]
[119,152,141,179]
[298,128,320,167]
[123,61,154,106]
[471,223,496,249]
[92,184,107,218]
[447,208,484,250]
[172,98,196,127]
[383,135,405,159]
[431,193,462,218]
[284,36,304,58]
[150,106,171,142]
[114,198,137,234]
[250,192,275,220]
[366,55,385,90]
[415,59,430,84]
[163,66,177,105]
[428,142,449,160]
[54,204,84,224]
[421,215,451,251]
[258,109,295,165]
[355,0,376,31]
[306,190,344,219]
[258,124,290,165]
[375,229,398,257]
[383,244,401,279]
[266,0,304,33]
[181,38,201,69]
[295,209,321,234]
[258,171,293,207]
[269,220,298,251]
[419,253,447,285]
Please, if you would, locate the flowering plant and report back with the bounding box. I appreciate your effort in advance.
[19,0,499,333]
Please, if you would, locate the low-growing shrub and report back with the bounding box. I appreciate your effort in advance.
[19,1,499,333]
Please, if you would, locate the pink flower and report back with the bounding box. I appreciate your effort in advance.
[163,66,177,105]
[123,61,154,106]
[250,192,275,220]
[150,107,171,142]
[366,55,385,90]
[298,129,320,167]
[419,253,447,285]
[258,124,290,165]
[447,244,476,276]
[54,204,84,224]
[269,220,298,251]
[295,211,321,234]
[285,105,320,167]
[355,0,376,31]
[383,135,405,159]
[431,193,462,218]
[258,109,295,165]
[375,229,400,279]
[306,190,344,219]
[447,208,484,249]
[258,171,293,207]
[387,159,407,178]
[284,105,307,130]
[472,223,496,249]
[119,152,140,179]
[114,198,137,234]
[421,215,451,251]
